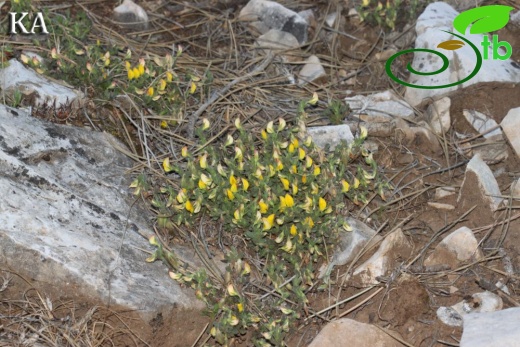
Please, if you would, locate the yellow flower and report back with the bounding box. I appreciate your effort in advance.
[354,177,360,189]
[147,87,154,96]
[308,92,319,105]
[138,63,145,76]
[266,121,274,134]
[235,147,243,161]
[176,189,187,203]
[166,71,173,82]
[199,173,212,187]
[305,156,313,168]
[298,148,306,160]
[162,157,173,172]
[341,179,350,193]
[104,58,110,67]
[319,197,327,211]
[359,125,368,140]
[302,175,307,184]
[275,159,283,171]
[281,237,294,253]
[189,81,197,94]
[227,284,239,296]
[292,183,298,195]
[237,303,244,313]
[284,194,294,207]
[185,200,194,213]
[254,168,264,180]
[227,189,235,200]
[278,118,286,131]
[304,136,313,147]
[233,208,241,222]
[234,118,242,130]
[181,146,188,157]
[268,165,276,177]
[125,61,131,70]
[290,224,297,236]
[127,69,135,80]
[242,262,251,275]
[241,178,249,191]
[198,179,206,189]
[259,200,268,214]
[230,175,237,186]
[291,138,299,149]
[160,120,168,129]
[290,165,297,174]
[159,79,167,91]
[224,134,234,147]
[305,216,314,228]
[262,214,275,230]
[230,183,238,193]
[200,154,208,169]
[301,195,313,212]
[217,163,227,176]
[313,165,321,176]
[261,129,268,140]
[132,67,140,78]
[288,143,295,153]
[280,177,290,190]
[201,118,210,130]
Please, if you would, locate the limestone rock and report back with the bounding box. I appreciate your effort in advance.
[0,59,84,108]
[298,55,326,86]
[463,110,502,139]
[319,218,382,278]
[438,291,503,327]
[0,105,201,320]
[353,228,413,285]
[458,154,503,212]
[238,0,308,44]
[426,97,451,135]
[307,124,354,151]
[113,0,149,31]
[345,90,415,120]
[425,226,482,269]
[308,319,405,347]
[501,107,520,160]
[403,2,520,107]
[256,29,299,51]
[460,307,520,347]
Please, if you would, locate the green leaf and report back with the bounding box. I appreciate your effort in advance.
[453,5,513,35]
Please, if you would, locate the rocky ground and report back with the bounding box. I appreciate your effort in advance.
[1,0,520,346]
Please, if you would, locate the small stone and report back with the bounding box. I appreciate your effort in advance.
[473,136,508,165]
[501,107,520,160]
[308,319,404,347]
[425,226,482,269]
[345,90,415,120]
[427,97,451,135]
[438,291,503,327]
[297,9,315,27]
[458,154,503,211]
[427,202,455,210]
[113,0,149,31]
[307,124,354,151]
[461,307,520,347]
[353,228,413,285]
[298,55,326,86]
[463,110,502,139]
[256,29,299,51]
[435,187,455,200]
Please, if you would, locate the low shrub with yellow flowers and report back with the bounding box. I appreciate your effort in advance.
[142,96,386,346]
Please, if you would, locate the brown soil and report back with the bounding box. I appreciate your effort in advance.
[2,0,520,346]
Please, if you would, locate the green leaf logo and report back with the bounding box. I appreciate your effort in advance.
[453,5,513,35]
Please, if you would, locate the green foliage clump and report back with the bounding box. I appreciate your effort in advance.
[323,99,350,125]
[357,0,432,31]
[140,98,386,346]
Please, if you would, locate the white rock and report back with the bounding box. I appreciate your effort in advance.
[463,110,502,139]
[256,29,300,51]
[308,318,404,347]
[345,90,415,120]
[239,0,308,43]
[113,0,149,30]
[319,218,382,278]
[473,137,508,165]
[435,187,455,200]
[307,124,354,151]
[425,226,482,268]
[297,9,315,26]
[403,3,520,107]
[426,97,451,135]
[427,202,455,210]
[298,55,326,86]
[0,105,201,320]
[458,154,503,211]
[353,228,412,285]
[461,307,520,347]
[511,11,520,29]
[325,12,340,27]
[501,107,520,160]
[438,291,503,327]
[0,59,83,107]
